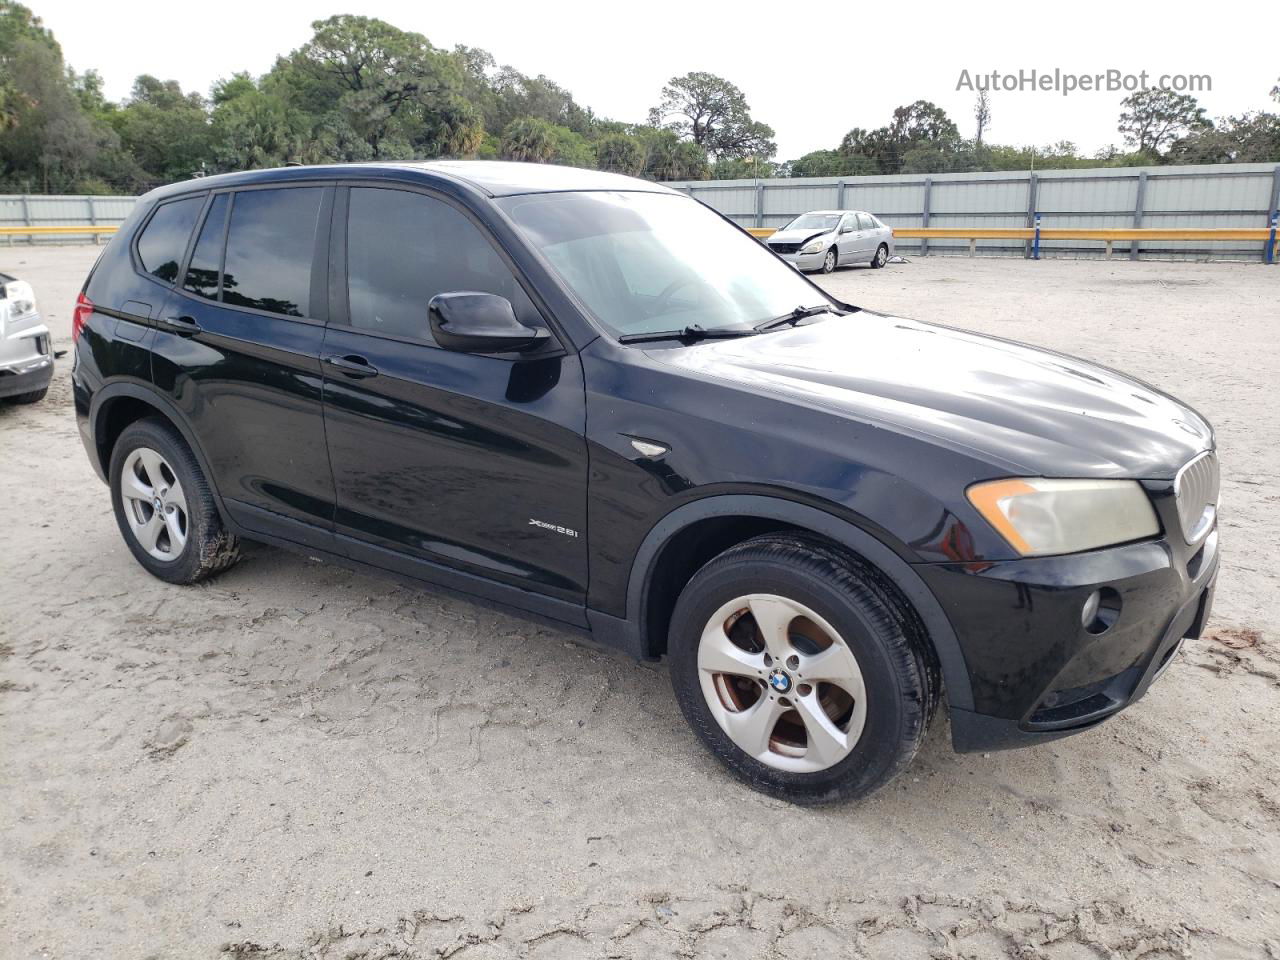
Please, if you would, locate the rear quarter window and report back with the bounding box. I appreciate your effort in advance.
[135,196,204,283]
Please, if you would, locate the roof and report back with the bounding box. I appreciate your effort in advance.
[145,160,682,202]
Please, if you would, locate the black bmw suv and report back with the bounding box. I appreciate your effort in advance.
[73,162,1219,803]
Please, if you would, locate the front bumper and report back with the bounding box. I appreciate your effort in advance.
[772,249,828,272]
[917,505,1219,752]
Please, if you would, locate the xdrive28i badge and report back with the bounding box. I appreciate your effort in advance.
[529,518,579,538]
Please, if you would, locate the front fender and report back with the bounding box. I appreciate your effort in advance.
[587,493,974,711]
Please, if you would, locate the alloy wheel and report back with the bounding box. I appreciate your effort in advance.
[120,447,189,561]
[697,593,867,773]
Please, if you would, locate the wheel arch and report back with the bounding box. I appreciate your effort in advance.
[90,383,230,523]
[613,494,974,711]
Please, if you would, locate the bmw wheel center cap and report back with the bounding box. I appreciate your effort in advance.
[768,668,792,694]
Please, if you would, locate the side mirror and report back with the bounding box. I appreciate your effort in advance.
[428,292,550,354]
[840,223,854,234]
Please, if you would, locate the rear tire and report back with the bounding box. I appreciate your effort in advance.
[109,418,240,584]
[668,534,938,805]
[6,386,47,404]
[871,244,889,268]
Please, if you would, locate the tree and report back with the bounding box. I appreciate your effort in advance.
[0,2,129,191]
[838,101,960,173]
[640,129,708,181]
[594,133,644,175]
[112,75,212,180]
[648,71,776,160]
[1118,89,1210,155]
[276,15,478,160]
[209,74,314,171]
[974,90,991,146]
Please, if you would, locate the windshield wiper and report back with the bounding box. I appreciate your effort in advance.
[617,324,759,344]
[755,304,841,332]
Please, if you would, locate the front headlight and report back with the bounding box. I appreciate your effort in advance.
[800,238,826,254]
[967,477,1159,556]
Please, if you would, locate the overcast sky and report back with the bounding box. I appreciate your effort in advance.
[33,0,1279,161]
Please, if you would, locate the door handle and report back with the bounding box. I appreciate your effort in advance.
[163,315,202,336]
[323,354,379,378]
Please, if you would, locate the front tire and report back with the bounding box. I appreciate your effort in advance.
[109,418,240,584]
[668,534,937,804]
[821,247,837,274]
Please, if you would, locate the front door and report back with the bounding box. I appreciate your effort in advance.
[320,185,589,620]
[836,214,860,263]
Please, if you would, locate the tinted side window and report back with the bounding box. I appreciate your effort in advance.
[182,193,229,300]
[857,213,875,230]
[346,187,538,342]
[223,188,323,317]
[136,196,203,283]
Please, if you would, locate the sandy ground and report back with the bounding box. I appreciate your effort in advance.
[1,246,1278,960]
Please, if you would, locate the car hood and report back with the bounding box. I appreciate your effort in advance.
[655,311,1212,478]
[767,228,831,245]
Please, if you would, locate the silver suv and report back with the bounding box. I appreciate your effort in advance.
[766,210,895,274]
[0,273,52,405]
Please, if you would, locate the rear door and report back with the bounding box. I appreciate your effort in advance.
[152,184,336,549]
[856,212,878,259]
[320,185,589,619]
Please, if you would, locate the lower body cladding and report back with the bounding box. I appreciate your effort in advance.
[916,528,1218,752]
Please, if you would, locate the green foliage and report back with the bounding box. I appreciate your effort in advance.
[500,116,556,162]
[1168,112,1280,164]
[273,15,475,161]
[112,75,212,180]
[639,129,709,181]
[594,133,645,175]
[835,101,961,175]
[0,1,136,191]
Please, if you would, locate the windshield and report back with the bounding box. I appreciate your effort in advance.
[496,191,830,339]
[782,213,841,232]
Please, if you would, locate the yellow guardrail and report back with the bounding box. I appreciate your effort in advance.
[3,223,1274,258]
[748,225,1278,258]
[1,224,119,241]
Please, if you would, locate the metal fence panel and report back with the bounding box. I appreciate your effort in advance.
[1,193,139,244]
[673,161,1280,261]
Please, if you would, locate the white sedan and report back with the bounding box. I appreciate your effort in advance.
[0,273,53,404]
[765,210,895,274]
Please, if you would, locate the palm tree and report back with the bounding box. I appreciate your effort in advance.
[500,117,555,163]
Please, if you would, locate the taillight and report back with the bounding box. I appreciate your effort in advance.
[72,292,93,343]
